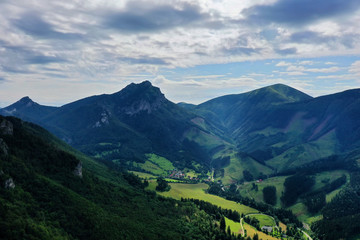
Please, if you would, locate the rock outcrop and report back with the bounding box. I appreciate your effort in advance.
[123,97,165,116]
[4,178,15,189]
[0,138,9,156]
[0,119,13,136]
[73,162,83,178]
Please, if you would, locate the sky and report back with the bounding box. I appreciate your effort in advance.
[0,0,360,106]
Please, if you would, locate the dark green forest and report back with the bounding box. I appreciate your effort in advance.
[0,116,247,240]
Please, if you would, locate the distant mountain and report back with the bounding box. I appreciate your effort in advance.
[177,102,196,110]
[3,82,360,179]
[0,115,235,240]
[1,81,232,173]
[0,96,57,123]
[195,85,360,172]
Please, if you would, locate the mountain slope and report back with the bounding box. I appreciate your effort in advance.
[197,84,312,133]
[196,85,360,172]
[0,115,236,240]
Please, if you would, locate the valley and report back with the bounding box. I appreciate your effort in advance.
[1,82,360,239]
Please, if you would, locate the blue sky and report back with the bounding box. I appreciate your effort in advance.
[0,0,360,106]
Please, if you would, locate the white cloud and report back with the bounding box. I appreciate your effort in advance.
[299,61,314,65]
[276,61,292,67]
[349,61,360,73]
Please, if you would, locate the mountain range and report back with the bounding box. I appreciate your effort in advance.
[2,81,360,182]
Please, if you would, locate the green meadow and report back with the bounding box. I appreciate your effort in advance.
[149,182,258,215]
[250,214,276,227]
[225,217,241,235]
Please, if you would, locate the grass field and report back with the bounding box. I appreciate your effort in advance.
[134,153,174,176]
[149,182,258,215]
[243,223,278,240]
[225,217,241,235]
[130,171,157,179]
[289,202,323,224]
[238,176,287,208]
[239,170,350,209]
[326,188,342,203]
[222,152,273,185]
[250,214,276,227]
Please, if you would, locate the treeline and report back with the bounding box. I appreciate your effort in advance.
[312,172,360,239]
[184,198,240,222]
[263,186,276,205]
[207,183,302,227]
[302,174,347,213]
[275,155,358,177]
[281,174,315,207]
[243,216,260,230]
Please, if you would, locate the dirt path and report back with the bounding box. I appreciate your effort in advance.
[299,228,313,240]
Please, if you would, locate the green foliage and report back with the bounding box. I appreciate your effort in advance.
[263,186,276,205]
[303,191,326,213]
[244,216,260,230]
[155,177,171,192]
[312,171,360,239]
[0,116,244,240]
[243,170,254,182]
[281,174,315,207]
[220,216,226,231]
[186,198,240,222]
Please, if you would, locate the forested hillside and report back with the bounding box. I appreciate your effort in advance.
[0,115,243,240]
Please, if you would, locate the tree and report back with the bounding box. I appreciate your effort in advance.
[227,226,231,235]
[155,177,170,192]
[263,186,277,205]
[281,174,314,207]
[243,170,254,182]
[220,216,226,231]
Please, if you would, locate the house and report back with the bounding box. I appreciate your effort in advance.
[261,226,273,233]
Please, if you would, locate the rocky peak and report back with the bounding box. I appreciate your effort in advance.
[0,119,13,136]
[117,81,167,116]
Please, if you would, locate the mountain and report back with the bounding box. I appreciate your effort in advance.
[0,96,57,123]
[195,85,360,172]
[0,115,236,240]
[196,84,312,133]
[3,82,360,179]
[1,81,232,173]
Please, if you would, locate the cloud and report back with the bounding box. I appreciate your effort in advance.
[275,47,297,55]
[349,61,360,73]
[118,56,168,65]
[290,31,335,44]
[25,55,67,65]
[242,0,360,26]
[299,61,314,65]
[222,46,262,56]
[103,1,214,33]
[13,12,83,40]
[0,41,67,73]
[276,61,292,67]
